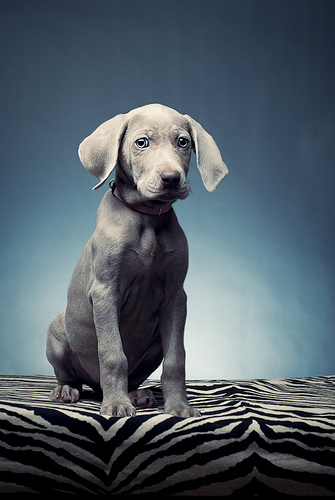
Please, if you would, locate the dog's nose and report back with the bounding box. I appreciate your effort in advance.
[160,170,181,188]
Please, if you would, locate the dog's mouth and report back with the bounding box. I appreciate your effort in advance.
[160,185,189,199]
[136,173,190,206]
[143,189,188,207]
[145,181,189,202]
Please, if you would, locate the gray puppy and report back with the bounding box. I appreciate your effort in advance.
[47,104,228,417]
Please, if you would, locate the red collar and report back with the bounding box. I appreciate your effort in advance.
[110,181,172,215]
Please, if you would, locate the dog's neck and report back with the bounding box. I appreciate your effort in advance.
[110,180,172,216]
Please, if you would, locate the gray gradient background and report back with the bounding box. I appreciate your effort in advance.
[1,0,334,380]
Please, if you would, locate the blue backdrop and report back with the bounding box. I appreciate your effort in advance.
[1,0,334,380]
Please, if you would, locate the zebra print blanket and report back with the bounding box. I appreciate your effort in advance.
[0,375,334,496]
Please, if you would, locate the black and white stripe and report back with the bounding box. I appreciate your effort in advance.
[0,375,334,495]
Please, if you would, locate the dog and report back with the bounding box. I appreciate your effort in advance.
[46,103,228,417]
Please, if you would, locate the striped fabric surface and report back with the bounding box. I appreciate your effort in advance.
[0,374,334,496]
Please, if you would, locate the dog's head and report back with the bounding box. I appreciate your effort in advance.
[78,104,228,204]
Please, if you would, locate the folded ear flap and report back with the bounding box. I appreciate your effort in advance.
[185,115,228,192]
[78,114,128,190]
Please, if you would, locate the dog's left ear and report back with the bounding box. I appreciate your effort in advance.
[78,114,128,190]
[185,115,228,192]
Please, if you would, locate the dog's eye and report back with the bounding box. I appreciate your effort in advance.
[178,137,189,148]
[135,138,149,148]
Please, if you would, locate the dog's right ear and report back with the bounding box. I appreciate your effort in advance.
[78,114,128,190]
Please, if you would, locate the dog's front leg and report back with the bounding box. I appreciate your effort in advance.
[160,290,201,418]
[91,282,136,418]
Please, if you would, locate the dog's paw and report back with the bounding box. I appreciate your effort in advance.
[165,403,201,418]
[100,399,136,418]
[50,384,80,403]
[129,388,157,408]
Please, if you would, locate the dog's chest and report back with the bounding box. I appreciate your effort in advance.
[130,227,170,267]
[135,226,162,258]
[123,223,180,287]
[119,226,176,325]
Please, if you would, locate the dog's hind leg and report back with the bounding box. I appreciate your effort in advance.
[127,333,163,408]
[46,309,82,403]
